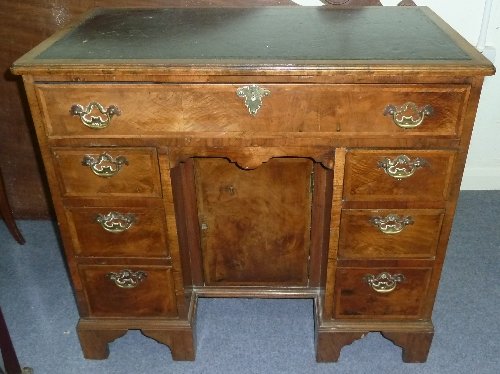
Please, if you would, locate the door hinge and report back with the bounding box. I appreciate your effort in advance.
[309,170,315,194]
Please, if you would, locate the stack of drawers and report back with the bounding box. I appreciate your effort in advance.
[37,82,183,319]
[54,145,178,319]
[336,148,454,319]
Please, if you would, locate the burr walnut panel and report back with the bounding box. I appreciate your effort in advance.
[194,157,313,286]
[52,147,161,197]
[79,265,178,318]
[338,209,445,259]
[35,83,467,137]
[65,205,170,258]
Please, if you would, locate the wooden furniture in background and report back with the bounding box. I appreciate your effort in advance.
[0,167,24,244]
[398,0,417,5]
[0,306,21,374]
[0,307,32,374]
[12,6,494,364]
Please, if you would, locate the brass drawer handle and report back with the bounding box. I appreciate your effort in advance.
[96,211,136,233]
[384,102,433,129]
[370,214,414,234]
[236,84,270,116]
[106,269,147,289]
[70,102,121,129]
[82,152,128,178]
[364,272,405,293]
[378,155,426,180]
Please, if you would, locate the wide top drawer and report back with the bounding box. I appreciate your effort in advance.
[35,83,469,138]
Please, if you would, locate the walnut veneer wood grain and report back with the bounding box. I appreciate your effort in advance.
[52,147,161,197]
[334,267,432,319]
[343,150,456,202]
[36,83,469,137]
[66,205,169,258]
[79,265,178,318]
[338,209,444,259]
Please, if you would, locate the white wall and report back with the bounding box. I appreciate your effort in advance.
[294,0,500,190]
[382,1,500,190]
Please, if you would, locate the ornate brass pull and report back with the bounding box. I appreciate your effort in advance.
[384,102,433,129]
[236,84,270,116]
[106,269,147,289]
[370,214,414,234]
[378,155,426,180]
[82,152,128,178]
[70,102,121,129]
[364,272,405,293]
[96,212,135,233]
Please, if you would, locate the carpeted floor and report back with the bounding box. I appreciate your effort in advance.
[0,191,499,374]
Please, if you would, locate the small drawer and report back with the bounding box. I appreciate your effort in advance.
[66,205,169,258]
[52,147,161,197]
[322,84,469,136]
[338,209,445,259]
[343,149,455,202]
[334,267,432,319]
[79,265,178,318]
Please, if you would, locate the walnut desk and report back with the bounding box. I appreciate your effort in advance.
[12,7,495,363]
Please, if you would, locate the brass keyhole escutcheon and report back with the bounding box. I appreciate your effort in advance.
[236,84,271,116]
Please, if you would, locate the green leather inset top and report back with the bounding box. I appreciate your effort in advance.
[36,7,471,62]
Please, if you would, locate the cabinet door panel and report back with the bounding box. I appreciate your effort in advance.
[194,158,313,286]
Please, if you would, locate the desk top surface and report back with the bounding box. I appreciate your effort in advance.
[13,7,494,75]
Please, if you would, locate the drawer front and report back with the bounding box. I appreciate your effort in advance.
[79,265,178,318]
[338,209,445,259]
[66,206,169,258]
[36,83,467,137]
[343,149,455,201]
[52,147,161,197]
[334,267,432,319]
[324,85,468,135]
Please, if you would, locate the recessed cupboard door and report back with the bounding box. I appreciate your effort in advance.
[194,157,314,286]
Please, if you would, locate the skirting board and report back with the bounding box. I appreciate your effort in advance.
[460,166,500,190]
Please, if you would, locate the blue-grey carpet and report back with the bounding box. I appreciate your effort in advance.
[0,191,499,374]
